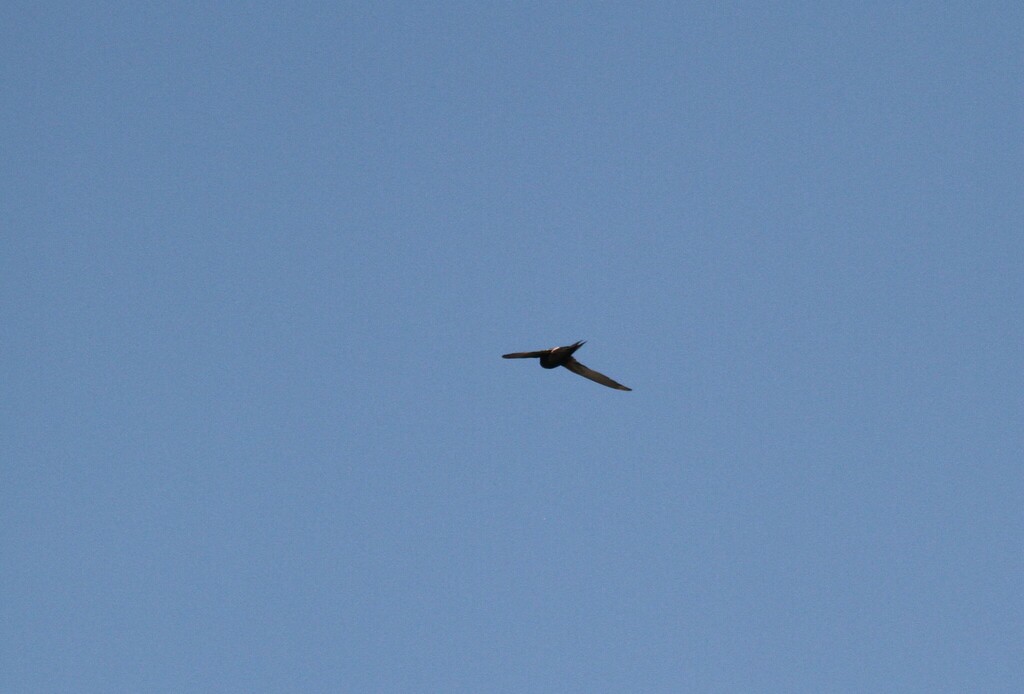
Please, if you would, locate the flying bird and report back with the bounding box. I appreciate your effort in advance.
[502,340,631,391]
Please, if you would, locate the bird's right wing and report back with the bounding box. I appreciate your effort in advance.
[564,358,632,391]
[502,351,547,359]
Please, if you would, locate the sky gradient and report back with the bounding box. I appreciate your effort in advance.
[3,2,1022,692]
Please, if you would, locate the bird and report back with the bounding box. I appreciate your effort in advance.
[502,340,631,391]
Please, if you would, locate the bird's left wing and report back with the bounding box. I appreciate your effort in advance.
[563,358,631,391]
[502,350,547,359]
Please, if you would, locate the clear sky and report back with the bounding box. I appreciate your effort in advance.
[3,2,1022,692]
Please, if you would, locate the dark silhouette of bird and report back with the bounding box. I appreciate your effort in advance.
[502,340,631,391]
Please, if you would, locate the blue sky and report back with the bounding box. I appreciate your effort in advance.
[3,2,1022,691]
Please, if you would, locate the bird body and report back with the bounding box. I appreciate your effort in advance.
[502,341,631,391]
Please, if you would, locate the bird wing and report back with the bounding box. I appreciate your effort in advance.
[502,350,547,359]
[563,358,632,391]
